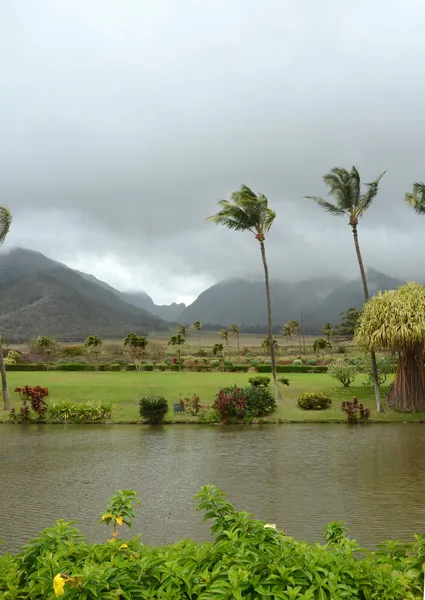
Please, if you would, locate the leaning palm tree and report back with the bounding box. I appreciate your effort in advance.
[306,166,385,412]
[177,324,190,339]
[405,181,425,215]
[0,207,13,410]
[229,324,241,351]
[207,185,281,399]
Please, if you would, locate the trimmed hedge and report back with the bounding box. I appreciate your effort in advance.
[257,364,328,373]
[5,363,47,371]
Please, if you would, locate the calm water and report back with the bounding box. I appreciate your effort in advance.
[1,424,425,553]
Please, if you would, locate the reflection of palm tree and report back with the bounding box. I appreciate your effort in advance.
[208,185,281,399]
[306,166,385,413]
[0,207,12,410]
[405,181,425,215]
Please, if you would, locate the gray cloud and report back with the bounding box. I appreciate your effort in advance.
[1,0,425,303]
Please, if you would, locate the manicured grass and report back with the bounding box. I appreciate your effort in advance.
[2,371,424,423]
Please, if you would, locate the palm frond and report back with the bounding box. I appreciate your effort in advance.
[405,182,425,215]
[305,196,346,216]
[358,171,386,216]
[0,207,12,244]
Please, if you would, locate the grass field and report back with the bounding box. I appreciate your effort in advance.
[3,371,425,423]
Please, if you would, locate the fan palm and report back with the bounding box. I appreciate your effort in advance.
[207,185,281,399]
[306,166,385,413]
[405,181,425,215]
[0,207,12,410]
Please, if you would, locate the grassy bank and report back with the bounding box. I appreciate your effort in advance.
[2,371,424,423]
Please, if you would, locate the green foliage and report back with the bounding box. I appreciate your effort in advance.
[62,345,85,357]
[334,307,363,340]
[248,376,270,386]
[292,358,303,365]
[278,376,290,386]
[298,392,332,410]
[46,400,116,422]
[257,364,328,373]
[244,385,277,417]
[199,408,221,423]
[2,485,424,600]
[359,353,396,386]
[307,359,317,365]
[327,359,357,387]
[139,395,169,423]
[4,350,22,365]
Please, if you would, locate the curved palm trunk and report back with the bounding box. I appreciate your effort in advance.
[0,339,9,410]
[260,241,281,400]
[352,225,383,413]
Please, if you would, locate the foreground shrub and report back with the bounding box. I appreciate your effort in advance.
[327,359,357,387]
[341,397,371,423]
[10,385,49,422]
[298,392,332,410]
[248,376,270,386]
[46,400,116,422]
[1,485,423,599]
[139,396,169,423]
[199,408,221,423]
[214,386,247,422]
[244,385,277,417]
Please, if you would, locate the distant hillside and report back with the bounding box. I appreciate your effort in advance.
[0,249,168,339]
[178,270,407,333]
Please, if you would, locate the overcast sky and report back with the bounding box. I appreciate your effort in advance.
[1,0,425,304]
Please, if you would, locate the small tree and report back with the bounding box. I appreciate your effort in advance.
[192,321,202,353]
[220,329,229,351]
[168,333,185,362]
[356,282,425,412]
[262,336,278,352]
[212,343,224,356]
[36,336,57,370]
[327,360,357,387]
[333,308,362,341]
[281,320,299,349]
[320,323,333,343]
[177,325,190,339]
[313,338,331,364]
[124,333,149,370]
[229,324,241,351]
[84,335,103,369]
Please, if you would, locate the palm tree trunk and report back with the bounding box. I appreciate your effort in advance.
[0,339,9,410]
[260,241,281,400]
[352,224,383,413]
[237,333,240,351]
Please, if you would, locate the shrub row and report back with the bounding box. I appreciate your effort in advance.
[5,363,251,372]
[257,364,328,373]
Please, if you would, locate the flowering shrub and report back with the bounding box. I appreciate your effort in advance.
[327,360,357,387]
[298,392,332,410]
[214,386,247,422]
[341,397,371,423]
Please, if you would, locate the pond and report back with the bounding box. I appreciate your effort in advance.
[1,423,424,553]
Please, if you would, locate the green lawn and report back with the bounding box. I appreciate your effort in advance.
[2,371,424,423]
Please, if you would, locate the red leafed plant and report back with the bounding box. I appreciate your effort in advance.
[214,386,247,422]
[15,385,49,418]
[341,397,370,423]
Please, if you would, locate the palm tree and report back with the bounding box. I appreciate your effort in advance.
[220,329,229,346]
[192,321,202,353]
[177,325,190,339]
[281,320,299,349]
[306,166,385,413]
[124,333,149,370]
[168,333,185,362]
[262,336,278,351]
[405,181,425,215]
[207,185,281,399]
[0,207,12,410]
[320,323,333,343]
[229,324,241,351]
[313,338,331,365]
[84,335,103,369]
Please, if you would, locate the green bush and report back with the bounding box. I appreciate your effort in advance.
[198,408,221,423]
[292,359,303,365]
[142,364,154,371]
[248,376,270,387]
[139,396,169,423]
[46,400,116,422]
[278,376,290,386]
[51,363,95,371]
[5,363,47,371]
[298,392,332,410]
[245,385,277,417]
[327,360,357,387]
[307,359,317,365]
[257,364,328,373]
[1,485,423,599]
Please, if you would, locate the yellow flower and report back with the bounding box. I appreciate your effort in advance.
[115,516,123,526]
[53,574,66,597]
[108,537,116,543]
[101,513,113,521]
[119,543,128,549]
[264,523,277,529]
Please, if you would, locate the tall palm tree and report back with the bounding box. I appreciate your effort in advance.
[168,333,185,362]
[306,166,385,412]
[192,321,202,353]
[229,323,241,351]
[0,207,12,410]
[281,320,299,349]
[220,329,229,346]
[405,181,425,215]
[177,324,190,339]
[207,185,281,399]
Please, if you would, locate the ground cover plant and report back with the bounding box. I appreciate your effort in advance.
[0,485,423,599]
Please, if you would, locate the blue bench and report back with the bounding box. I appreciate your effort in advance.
[173,403,185,414]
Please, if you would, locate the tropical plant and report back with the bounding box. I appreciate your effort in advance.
[341,397,371,423]
[306,166,385,412]
[262,336,278,351]
[177,324,190,339]
[99,489,140,544]
[312,338,331,364]
[244,385,277,417]
[212,343,223,356]
[356,282,425,412]
[36,336,58,370]
[333,307,362,341]
[405,181,425,215]
[207,185,281,399]
[168,333,185,362]
[248,376,270,387]
[359,353,396,387]
[229,323,241,350]
[298,392,332,410]
[192,320,202,352]
[84,335,103,368]
[278,376,290,386]
[320,322,333,343]
[139,395,169,423]
[327,360,357,387]
[0,208,12,410]
[214,385,247,422]
[123,333,148,370]
[281,319,299,348]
